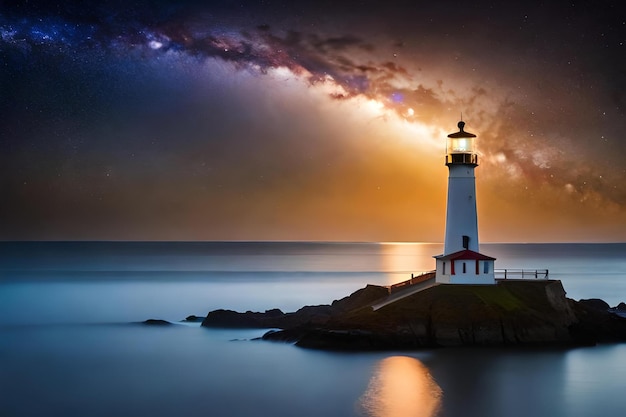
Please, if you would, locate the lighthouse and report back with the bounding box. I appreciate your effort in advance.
[434,121,495,284]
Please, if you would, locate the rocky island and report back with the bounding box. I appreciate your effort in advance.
[196,123,626,351]
[201,280,626,350]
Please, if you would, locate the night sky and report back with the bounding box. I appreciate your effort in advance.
[1,0,625,242]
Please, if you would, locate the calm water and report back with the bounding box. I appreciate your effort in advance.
[1,241,626,417]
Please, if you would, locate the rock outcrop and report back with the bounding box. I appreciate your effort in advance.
[182,315,205,323]
[142,319,172,326]
[201,284,389,329]
[201,280,626,350]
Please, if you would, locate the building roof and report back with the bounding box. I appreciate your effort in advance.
[434,249,496,261]
[447,121,476,138]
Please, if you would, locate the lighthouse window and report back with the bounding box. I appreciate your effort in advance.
[462,262,466,273]
[448,137,474,154]
[442,262,446,275]
[455,139,468,152]
[484,262,489,274]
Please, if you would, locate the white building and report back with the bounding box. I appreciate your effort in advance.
[434,121,496,284]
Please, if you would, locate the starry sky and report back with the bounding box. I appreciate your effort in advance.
[1,0,625,242]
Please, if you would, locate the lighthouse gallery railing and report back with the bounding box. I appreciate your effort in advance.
[495,269,549,280]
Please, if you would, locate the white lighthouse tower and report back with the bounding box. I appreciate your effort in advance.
[434,121,495,284]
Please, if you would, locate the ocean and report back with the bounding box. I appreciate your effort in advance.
[1,241,625,417]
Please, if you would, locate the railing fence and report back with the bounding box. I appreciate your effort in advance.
[495,269,549,280]
[390,270,436,292]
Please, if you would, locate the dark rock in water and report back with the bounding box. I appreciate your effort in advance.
[608,302,626,318]
[578,298,610,311]
[203,280,626,350]
[330,284,390,312]
[201,309,288,328]
[201,285,389,330]
[262,328,305,343]
[289,280,587,349]
[264,308,285,317]
[570,299,626,343]
[142,319,172,326]
[295,329,401,351]
[183,315,205,322]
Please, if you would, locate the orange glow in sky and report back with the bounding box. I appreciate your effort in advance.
[2,3,625,242]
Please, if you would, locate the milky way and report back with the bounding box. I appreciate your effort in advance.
[1,0,625,241]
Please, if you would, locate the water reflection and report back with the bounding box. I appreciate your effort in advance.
[360,356,442,417]
[380,243,442,285]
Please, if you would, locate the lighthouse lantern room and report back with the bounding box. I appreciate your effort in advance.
[435,121,495,285]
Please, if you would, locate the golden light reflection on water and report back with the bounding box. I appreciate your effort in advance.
[380,243,442,286]
[359,356,442,417]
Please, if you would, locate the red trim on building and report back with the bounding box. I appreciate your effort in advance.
[434,249,496,261]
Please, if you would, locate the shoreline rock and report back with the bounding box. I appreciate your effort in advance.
[201,280,626,351]
[201,284,389,329]
[182,315,206,323]
[142,319,172,326]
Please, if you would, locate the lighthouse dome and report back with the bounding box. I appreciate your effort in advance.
[446,121,477,166]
